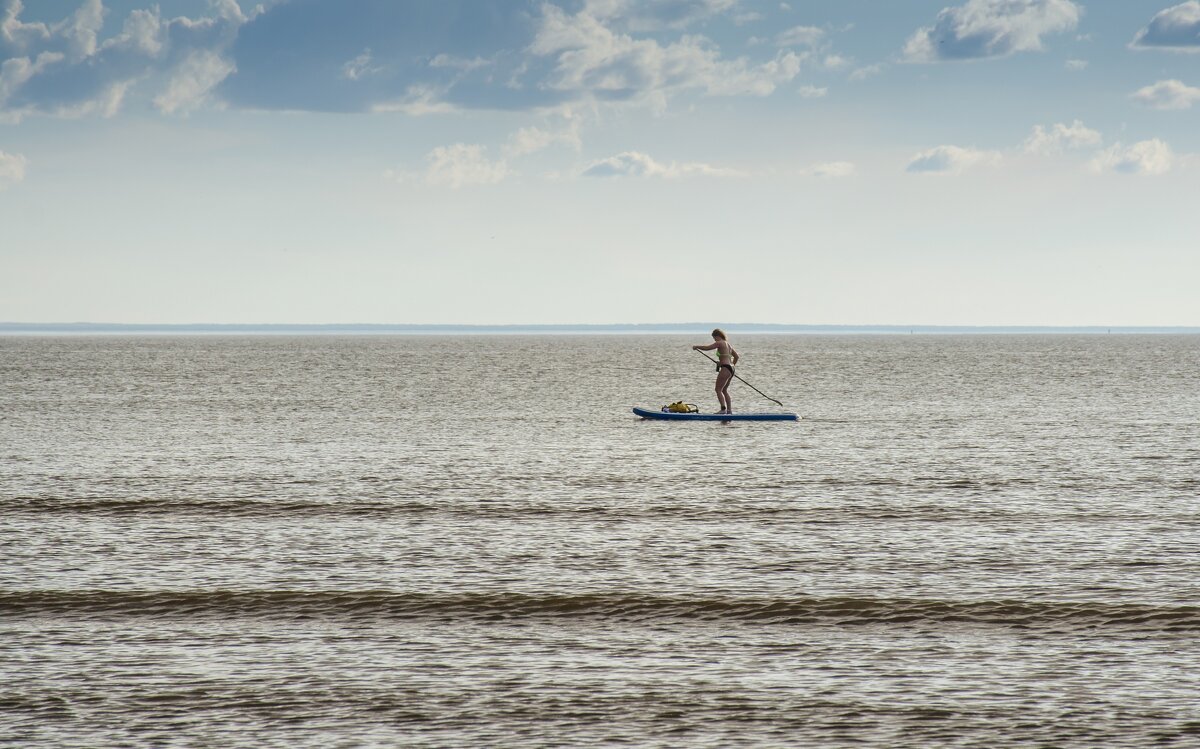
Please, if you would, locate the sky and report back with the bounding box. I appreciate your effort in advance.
[1,0,1198,326]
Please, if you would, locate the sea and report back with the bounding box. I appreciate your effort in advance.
[2,334,1198,748]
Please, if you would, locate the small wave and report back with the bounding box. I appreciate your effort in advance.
[2,590,1197,631]
[4,497,1184,524]
[1,497,440,518]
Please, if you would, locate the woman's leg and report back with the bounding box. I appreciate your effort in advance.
[716,369,733,413]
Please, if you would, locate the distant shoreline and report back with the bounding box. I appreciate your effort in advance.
[3,323,1198,335]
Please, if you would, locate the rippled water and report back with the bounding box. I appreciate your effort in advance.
[3,334,1199,747]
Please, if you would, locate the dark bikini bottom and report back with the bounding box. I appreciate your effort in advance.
[717,364,735,375]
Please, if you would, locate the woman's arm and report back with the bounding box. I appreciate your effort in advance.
[693,342,719,351]
[731,347,740,364]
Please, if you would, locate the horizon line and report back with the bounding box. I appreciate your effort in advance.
[3,322,1199,335]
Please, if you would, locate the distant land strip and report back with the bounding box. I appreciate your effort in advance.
[3,323,1198,335]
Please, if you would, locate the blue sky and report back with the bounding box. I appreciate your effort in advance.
[1,0,1197,325]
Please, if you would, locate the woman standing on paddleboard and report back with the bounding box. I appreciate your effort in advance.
[693,329,739,414]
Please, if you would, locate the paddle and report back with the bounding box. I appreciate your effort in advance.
[694,349,786,408]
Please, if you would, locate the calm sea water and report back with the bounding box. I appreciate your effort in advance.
[2,334,1198,748]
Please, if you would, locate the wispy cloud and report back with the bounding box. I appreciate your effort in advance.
[849,63,886,80]
[0,149,27,188]
[583,0,737,32]
[1131,2,1200,51]
[581,151,740,178]
[903,0,1082,62]
[906,145,1002,174]
[1022,120,1101,154]
[533,4,802,105]
[342,48,384,81]
[154,49,237,114]
[0,0,246,122]
[503,121,582,157]
[776,25,824,47]
[1064,58,1087,70]
[803,161,855,177]
[1132,79,1200,109]
[1090,140,1174,175]
[424,143,509,187]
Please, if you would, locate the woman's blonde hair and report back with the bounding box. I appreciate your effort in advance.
[712,328,726,340]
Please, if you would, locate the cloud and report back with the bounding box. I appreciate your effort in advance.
[504,120,582,157]
[583,0,737,32]
[903,0,1082,62]
[1131,2,1200,50]
[425,143,509,187]
[532,4,801,105]
[153,49,236,114]
[1,2,805,118]
[0,0,245,122]
[1022,120,1101,154]
[776,25,824,47]
[0,148,26,187]
[803,161,855,177]
[342,48,382,81]
[849,62,885,80]
[1064,58,1087,70]
[220,0,544,113]
[1090,139,1173,175]
[1132,79,1200,109]
[581,150,739,178]
[821,53,851,70]
[218,2,801,115]
[797,84,826,98]
[906,145,1002,174]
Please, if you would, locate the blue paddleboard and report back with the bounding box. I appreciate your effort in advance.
[633,407,798,422]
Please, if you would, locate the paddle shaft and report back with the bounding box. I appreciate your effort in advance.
[695,350,785,407]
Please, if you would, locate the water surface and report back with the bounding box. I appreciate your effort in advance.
[2,335,1198,747]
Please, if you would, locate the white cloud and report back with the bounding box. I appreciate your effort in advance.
[373,85,460,116]
[776,25,824,47]
[428,54,490,72]
[1090,140,1174,175]
[154,50,236,114]
[822,53,851,70]
[581,150,739,178]
[797,84,826,98]
[0,0,246,122]
[1064,58,1087,70]
[425,143,509,187]
[342,48,383,80]
[54,0,105,61]
[1132,79,1200,109]
[1022,120,1101,154]
[906,145,1002,174]
[849,62,885,80]
[0,148,26,188]
[108,7,166,57]
[803,161,855,177]
[903,0,1082,62]
[504,121,582,157]
[1131,2,1200,51]
[583,0,736,32]
[0,51,60,110]
[532,4,801,105]
[0,1,51,56]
